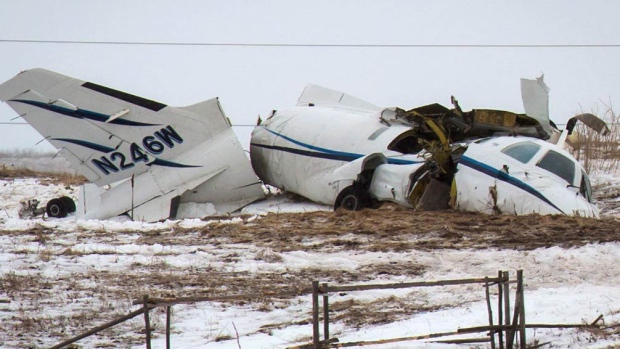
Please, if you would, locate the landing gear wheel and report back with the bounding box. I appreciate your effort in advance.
[46,198,68,218]
[334,186,370,211]
[59,196,76,213]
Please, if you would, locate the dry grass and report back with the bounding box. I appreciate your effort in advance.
[568,103,620,173]
[0,149,55,159]
[0,164,86,185]
[2,207,620,347]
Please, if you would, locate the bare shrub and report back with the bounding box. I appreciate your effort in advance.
[569,102,620,173]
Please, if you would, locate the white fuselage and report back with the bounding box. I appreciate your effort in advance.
[250,105,422,205]
[251,105,599,218]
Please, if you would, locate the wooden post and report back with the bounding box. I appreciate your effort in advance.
[49,307,151,349]
[312,281,320,349]
[506,277,522,349]
[143,295,152,349]
[485,277,496,349]
[322,282,329,342]
[517,270,526,349]
[498,271,504,349]
[166,306,172,349]
[503,271,511,348]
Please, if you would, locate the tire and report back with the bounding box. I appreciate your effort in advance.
[46,198,68,218]
[59,196,76,213]
[334,186,370,211]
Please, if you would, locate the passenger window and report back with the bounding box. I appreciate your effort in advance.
[501,142,541,163]
[580,170,593,203]
[536,150,576,184]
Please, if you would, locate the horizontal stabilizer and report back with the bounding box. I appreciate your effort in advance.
[177,98,230,134]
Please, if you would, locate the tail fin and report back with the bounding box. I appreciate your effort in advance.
[0,69,231,186]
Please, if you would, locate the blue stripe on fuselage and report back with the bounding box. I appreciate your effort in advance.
[459,155,565,214]
[256,127,421,165]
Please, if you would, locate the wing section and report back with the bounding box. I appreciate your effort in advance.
[0,68,230,186]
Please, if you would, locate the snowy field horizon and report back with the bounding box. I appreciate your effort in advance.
[1,155,620,348]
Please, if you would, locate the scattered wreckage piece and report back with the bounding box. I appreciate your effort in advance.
[19,196,77,219]
[0,69,265,222]
[251,79,605,217]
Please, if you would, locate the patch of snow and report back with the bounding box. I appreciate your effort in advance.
[1,173,620,348]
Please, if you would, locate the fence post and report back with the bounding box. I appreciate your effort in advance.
[166,306,172,349]
[506,274,521,349]
[322,282,329,343]
[484,277,496,349]
[517,270,526,349]
[497,271,504,349]
[312,281,320,349]
[503,270,511,347]
[143,295,152,349]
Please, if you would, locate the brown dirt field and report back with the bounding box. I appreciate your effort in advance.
[190,204,620,252]
[2,185,620,347]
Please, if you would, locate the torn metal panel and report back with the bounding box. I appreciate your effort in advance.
[368,163,425,207]
[521,74,551,135]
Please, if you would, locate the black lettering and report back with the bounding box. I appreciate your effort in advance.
[111,152,135,170]
[130,143,149,163]
[154,125,183,148]
[92,156,119,175]
[143,136,164,154]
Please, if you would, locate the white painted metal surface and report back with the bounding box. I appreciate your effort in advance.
[252,84,600,217]
[0,68,265,221]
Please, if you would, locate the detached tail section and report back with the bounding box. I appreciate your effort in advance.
[0,69,229,186]
[0,68,265,221]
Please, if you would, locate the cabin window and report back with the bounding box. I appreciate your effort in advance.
[536,150,576,184]
[501,142,541,163]
[580,170,593,203]
[387,130,424,154]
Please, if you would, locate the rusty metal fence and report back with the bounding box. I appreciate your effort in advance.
[46,269,603,349]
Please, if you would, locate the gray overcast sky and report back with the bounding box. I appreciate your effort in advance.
[1,1,619,151]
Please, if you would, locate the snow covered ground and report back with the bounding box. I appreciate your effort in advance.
[1,166,620,348]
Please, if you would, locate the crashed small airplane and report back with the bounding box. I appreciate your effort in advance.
[0,69,608,221]
[250,77,608,218]
[0,68,265,221]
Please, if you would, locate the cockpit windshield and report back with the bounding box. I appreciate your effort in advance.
[580,170,593,203]
[501,141,541,163]
[536,150,576,185]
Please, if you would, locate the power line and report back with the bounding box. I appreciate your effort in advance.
[1,39,620,48]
